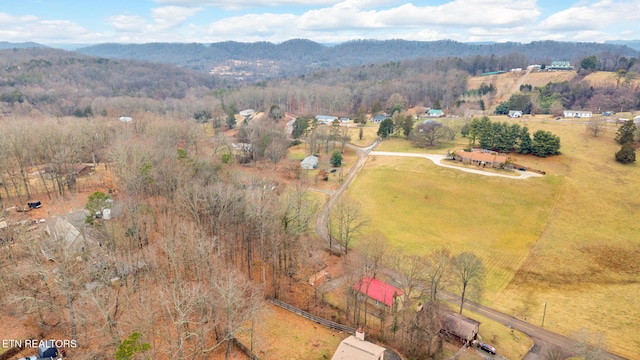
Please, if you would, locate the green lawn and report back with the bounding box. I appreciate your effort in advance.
[346,118,640,358]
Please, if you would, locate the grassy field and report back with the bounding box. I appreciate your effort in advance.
[347,117,640,358]
[235,304,348,360]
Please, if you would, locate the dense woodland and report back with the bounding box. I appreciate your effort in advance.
[0,42,638,359]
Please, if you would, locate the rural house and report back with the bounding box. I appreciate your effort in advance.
[315,115,338,125]
[300,155,319,170]
[427,109,445,117]
[563,110,592,118]
[371,115,389,123]
[454,150,508,168]
[440,312,480,344]
[547,61,574,70]
[508,110,523,118]
[354,277,403,308]
[332,329,385,360]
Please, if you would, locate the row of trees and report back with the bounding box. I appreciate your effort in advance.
[614,119,637,163]
[468,116,561,156]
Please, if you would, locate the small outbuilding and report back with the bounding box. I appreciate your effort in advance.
[441,312,480,343]
[508,110,523,118]
[301,155,319,170]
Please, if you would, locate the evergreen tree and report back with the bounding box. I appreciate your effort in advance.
[377,118,394,139]
[330,150,343,167]
[615,119,637,145]
[615,142,636,163]
[531,130,561,157]
[517,126,532,154]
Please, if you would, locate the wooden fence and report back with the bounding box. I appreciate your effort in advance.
[268,298,355,334]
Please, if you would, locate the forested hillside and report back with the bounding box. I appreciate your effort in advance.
[78,39,640,78]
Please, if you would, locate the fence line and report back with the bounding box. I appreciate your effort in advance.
[268,298,355,334]
[231,337,260,360]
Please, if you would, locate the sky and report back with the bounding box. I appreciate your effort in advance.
[1,0,639,47]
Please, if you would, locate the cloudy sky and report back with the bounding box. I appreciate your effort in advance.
[1,0,639,46]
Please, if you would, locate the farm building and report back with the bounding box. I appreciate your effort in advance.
[440,312,480,343]
[547,61,574,70]
[332,330,385,360]
[316,115,338,124]
[340,117,350,123]
[427,109,445,117]
[353,277,403,308]
[563,110,592,118]
[454,150,508,168]
[633,115,640,124]
[301,155,319,170]
[508,110,523,118]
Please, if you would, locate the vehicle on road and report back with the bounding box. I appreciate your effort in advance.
[478,342,496,355]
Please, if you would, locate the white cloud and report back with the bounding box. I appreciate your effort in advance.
[106,15,148,32]
[0,13,90,42]
[154,0,338,11]
[151,6,203,29]
[539,0,640,32]
[205,13,298,42]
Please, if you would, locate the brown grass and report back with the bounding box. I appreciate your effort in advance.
[235,304,348,360]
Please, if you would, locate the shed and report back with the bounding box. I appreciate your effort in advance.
[354,277,403,307]
[332,331,385,360]
[441,312,480,343]
[508,110,523,118]
[301,156,319,170]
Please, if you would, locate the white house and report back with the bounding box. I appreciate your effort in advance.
[563,110,593,118]
[508,110,523,118]
[332,330,385,360]
[301,155,319,170]
[315,115,338,125]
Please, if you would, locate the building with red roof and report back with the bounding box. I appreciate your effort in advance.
[354,277,404,307]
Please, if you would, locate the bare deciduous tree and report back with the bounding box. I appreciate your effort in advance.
[452,252,485,314]
[329,196,369,255]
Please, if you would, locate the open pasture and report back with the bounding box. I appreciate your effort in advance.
[349,118,640,358]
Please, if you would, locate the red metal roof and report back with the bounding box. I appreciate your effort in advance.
[354,277,403,307]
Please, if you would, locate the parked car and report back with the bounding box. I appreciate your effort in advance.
[330,169,337,173]
[478,342,496,354]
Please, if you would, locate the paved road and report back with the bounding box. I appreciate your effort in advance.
[313,145,628,359]
[314,139,379,254]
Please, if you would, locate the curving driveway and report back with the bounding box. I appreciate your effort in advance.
[369,151,543,179]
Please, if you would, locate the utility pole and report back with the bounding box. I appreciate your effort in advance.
[542,301,547,327]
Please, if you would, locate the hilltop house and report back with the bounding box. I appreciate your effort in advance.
[454,150,508,168]
[332,329,385,360]
[440,312,480,344]
[427,109,445,117]
[563,110,592,118]
[547,61,574,70]
[353,277,403,309]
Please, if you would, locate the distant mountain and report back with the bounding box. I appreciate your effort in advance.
[77,39,640,79]
[0,41,47,49]
[605,40,640,51]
